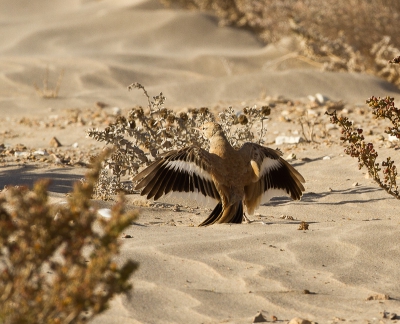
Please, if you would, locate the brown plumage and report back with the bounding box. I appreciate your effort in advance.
[132,122,305,226]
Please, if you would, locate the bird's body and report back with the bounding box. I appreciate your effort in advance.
[132,122,305,226]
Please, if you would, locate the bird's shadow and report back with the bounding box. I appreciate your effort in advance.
[267,185,386,207]
[289,157,322,168]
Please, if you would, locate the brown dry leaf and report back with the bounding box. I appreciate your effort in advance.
[298,221,309,230]
[15,143,27,151]
[366,293,390,301]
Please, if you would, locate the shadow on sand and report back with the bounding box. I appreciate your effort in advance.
[0,164,86,194]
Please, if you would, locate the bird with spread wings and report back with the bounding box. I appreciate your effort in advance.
[132,122,305,226]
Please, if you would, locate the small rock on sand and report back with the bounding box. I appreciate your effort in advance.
[275,136,304,145]
[252,311,267,323]
[50,136,62,147]
[286,153,297,160]
[288,317,314,324]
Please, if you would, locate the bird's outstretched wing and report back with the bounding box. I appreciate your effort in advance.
[132,146,220,204]
[239,143,305,215]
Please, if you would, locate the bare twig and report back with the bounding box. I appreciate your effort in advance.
[34,67,64,98]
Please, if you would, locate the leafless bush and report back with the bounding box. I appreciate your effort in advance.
[0,150,138,323]
[87,83,271,200]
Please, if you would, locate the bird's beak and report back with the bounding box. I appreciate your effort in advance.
[193,127,201,132]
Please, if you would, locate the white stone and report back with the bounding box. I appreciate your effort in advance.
[275,136,304,145]
[33,149,49,156]
[112,107,121,116]
[315,93,328,104]
[14,151,29,157]
[307,95,316,102]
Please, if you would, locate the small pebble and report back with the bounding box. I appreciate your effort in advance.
[14,151,29,157]
[315,93,328,104]
[33,149,49,156]
[50,136,62,148]
[252,311,268,323]
[288,317,312,324]
[286,153,296,160]
[307,95,316,103]
[112,107,121,116]
[275,136,304,145]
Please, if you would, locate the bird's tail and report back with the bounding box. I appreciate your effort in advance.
[198,201,243,226]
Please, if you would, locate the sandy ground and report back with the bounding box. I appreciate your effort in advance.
[1,0,400,323]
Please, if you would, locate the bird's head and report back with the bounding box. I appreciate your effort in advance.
[198,122,223,139]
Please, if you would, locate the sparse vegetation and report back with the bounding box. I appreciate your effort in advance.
[87,83,271,200]
[0,149,139,323]
[326,56,400,199]
[160,0,400,85]
[298,110,318,143]
[34,67,64,99]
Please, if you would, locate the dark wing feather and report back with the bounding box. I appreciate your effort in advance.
[132,146,220,203]
[239,143,305,214]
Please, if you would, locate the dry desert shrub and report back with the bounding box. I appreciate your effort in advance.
[160,0,400,85]
[87,83,271,200]
[326,56,400,199]
[0,150,138,324]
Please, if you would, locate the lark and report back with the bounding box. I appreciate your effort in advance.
[132,122,305,226]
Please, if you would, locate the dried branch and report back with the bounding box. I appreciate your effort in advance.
[87,83,270,200]
[326,109,400,199]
